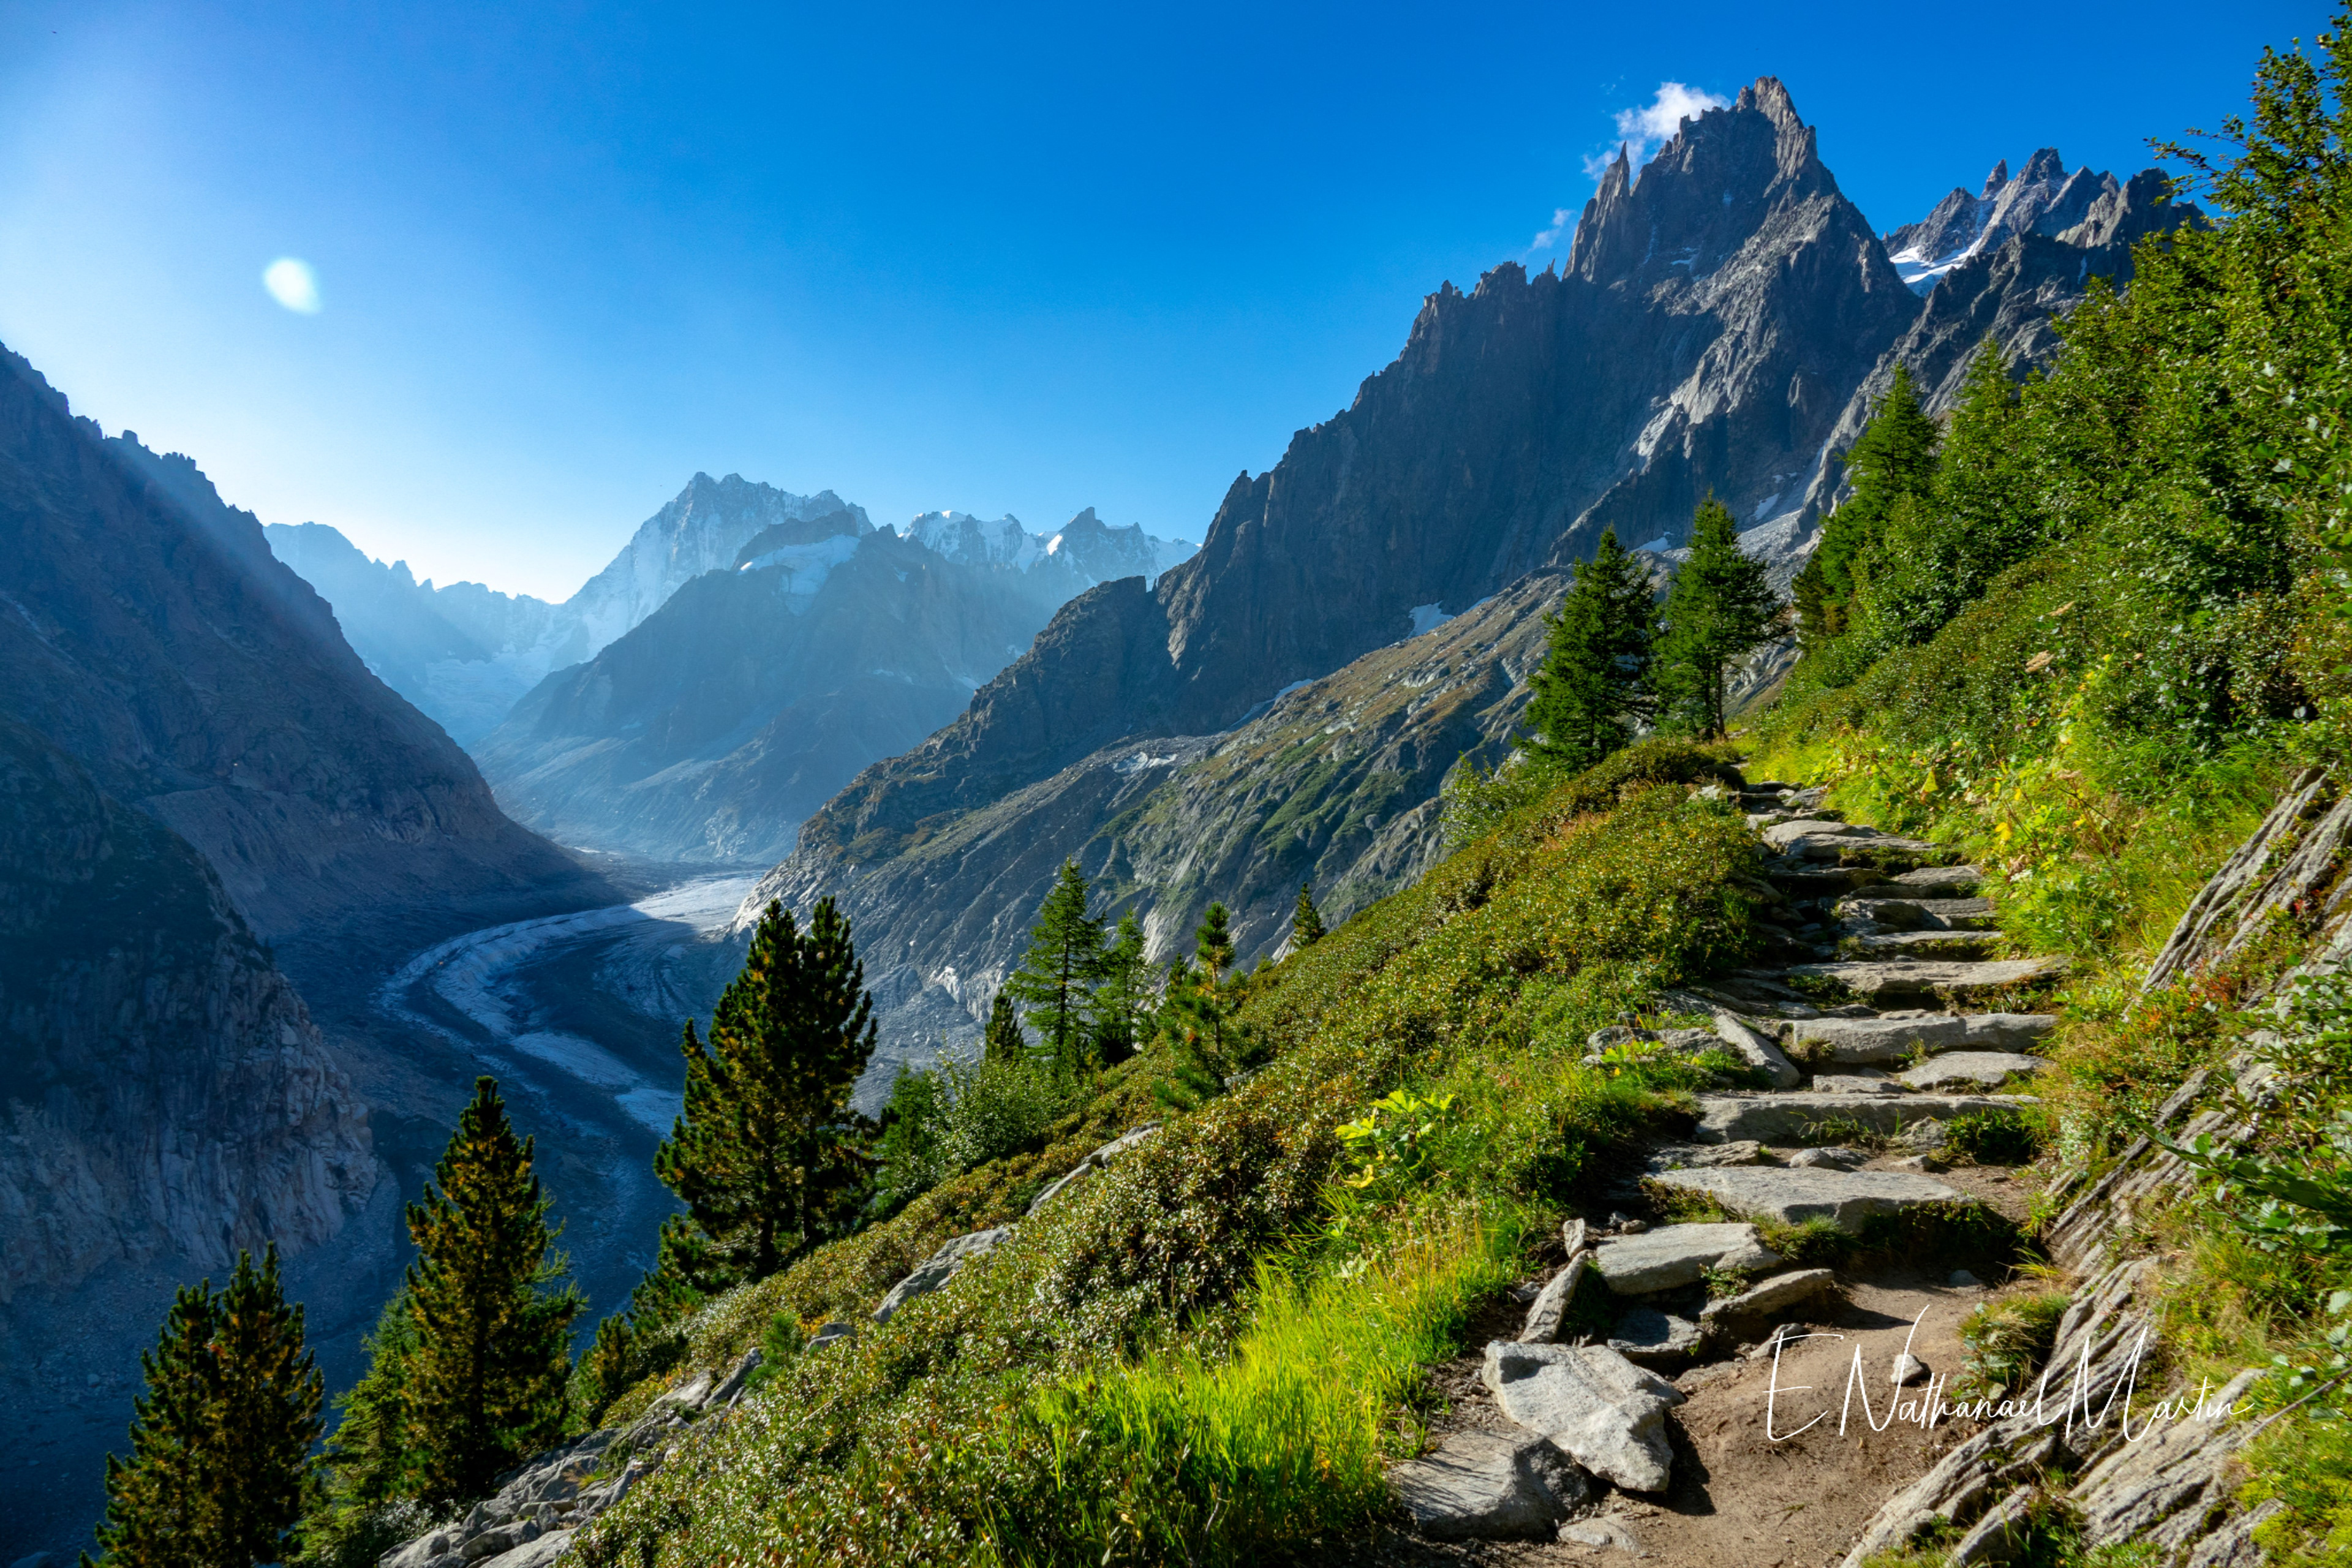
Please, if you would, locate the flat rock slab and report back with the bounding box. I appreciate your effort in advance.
[1711,1011,1801,1088]
[1762,818,1871,849]
[1780,957,2067,1006]
[1790,1012,2057,1065]
[1837,896,1996,930]
[1389,1429,1589,1540]
[1841,931,2002,959]
[1482,1342,1684,1492]
[1592,1221,1779,1293]
[1609,1306,1703,1365]
[1806,1072,1909,1095]
[872,1226,1012,1324]
[1651,1166,1965,1233]
[480,1534,575,1568]
[1693,1091,2026,1145]
[1699,1267,1838,1328]
[1898,1051,2048,1090]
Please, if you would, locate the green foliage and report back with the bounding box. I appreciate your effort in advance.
[93,1245,322,1568]
[1008,861,1110,1079]
[656,898,880,1284]
[404,1077,582,1505]
[1944,1108,2045,1166]
[1091,911,1155,1068]
[1654,498,1787,737]
[1193,901,1235,977]
[1290,883,1325,949]
[1795,363,1941,654]
[1954,1291,2073,1400]
[873,1055,1086,1210]
[983,990,1026,1066]
[304,1295,421,1560]
[1524,526,1657,769]
[1333,1089,1455,1196]
[2242,1408,2352,1566]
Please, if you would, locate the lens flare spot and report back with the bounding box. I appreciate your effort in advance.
[262,258,322,314]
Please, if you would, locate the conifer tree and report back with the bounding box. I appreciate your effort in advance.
[655,899,880,1283]
[1090,911,1153,1067]
[983,990,1027,1066]
[1523,526,1657,769]
[1193,902,1235,978]
[1654,499,1786,739]
[93,1245,323,1568]
[404,1078,580,1505]
[1793,363,1940,648]
[1291,884,1327,948]
[1006,861,1106,1079]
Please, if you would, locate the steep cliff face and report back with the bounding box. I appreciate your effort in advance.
[0,715,375,1303]
[748,571,1573,1086]
[475,529,1073,864]
[800,79,1913,865]
[0,344,592,939]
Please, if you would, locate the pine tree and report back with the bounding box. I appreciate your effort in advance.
[1194,902,1235,978]
[1091,911,1153,1066]
[1793,363,1940,649]
[1522,527,1657,769]
[1291,884,1327,949]
[655,899,880,1283]
[982,990,1026,1066]
[92,1245,323,1568]
[1005,861,1107,1080]
[404,1078,581,1506]
[1654,498,1787,739]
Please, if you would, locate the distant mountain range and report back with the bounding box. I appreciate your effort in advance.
[744,81,2203,1078]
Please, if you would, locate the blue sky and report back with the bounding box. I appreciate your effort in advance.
[0,1,2319,600]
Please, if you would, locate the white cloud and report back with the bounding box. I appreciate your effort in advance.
[1529,206,1574,249]
[262,257,321,314]
[1597,81,1729,178]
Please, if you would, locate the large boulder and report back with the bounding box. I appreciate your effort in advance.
[1591,1222,1780,1293]
[1480,1342,1684,1493]
[1387,1429,1591,1539]
[1711,1011,1802,1088]
[1650,1166,1966,1232]
[1698,1267,1838,1332]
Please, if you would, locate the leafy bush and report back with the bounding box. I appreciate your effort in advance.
[1955,1291,2071,1400]
[1945,1109,2045,1167]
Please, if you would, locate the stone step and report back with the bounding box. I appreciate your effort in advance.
[1896,1050,2048,1091]
[1835,895,1997,932]
[1853,864,1986,898]
[1787,1011,2057,1065]
[1691,1090,2034,1145]
[1648,1164,1968,1233]
[1838,930,2005,960]
[1481,1343,1684,1493]
[1776,956,2067,1007]
[1389,1430,1590,1542]
[1590,1221,1781,1294]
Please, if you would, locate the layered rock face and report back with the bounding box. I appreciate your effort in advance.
[745,570,1573,1087]
[0,345,590,939]
[802,80,1915,867]
[265,475,867,744]
[0,715,374,1302]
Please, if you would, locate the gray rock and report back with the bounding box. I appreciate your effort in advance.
[809,1321,858,1349]
[1520,1251,1593,1343]
[1762,818,1872,850]
[1948,1269,1981,1287]
[1592,1222,1779,1293]
[711,1347,763,1406]
[1026,1124,1161,1216]
[1888,864,1986,895]
[1841,930,2002,959]
[1785,1146,1866,1170]
[1388,1429,1590,1540]
[1779,957,2067,1006]
[1711,1011,1801,1088]
[478,1535,573,1568]
[1888,1153,1948,1173]
[1480,1341,1684,1492]
[1790,1012,2056,1065]
[1651,1166,1966,1232]
[1898,1051,2047,1090]
[1698,1266,1837,1329]
[1608,1306,1703,1365]
[872,1226,1012,1324]
[1692,1090,2029,1144]
[1642,1139,1766,1174]
[1559,1518,1642,1550]
[1807,1071,1909,1095]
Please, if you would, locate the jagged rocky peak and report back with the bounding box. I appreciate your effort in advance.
[903,509,1036,567]
[1567,75,1828,287]
[1883,147,2120,294]
[896,506,1196,586]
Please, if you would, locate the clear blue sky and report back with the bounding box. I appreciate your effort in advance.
[0,1,2320,600]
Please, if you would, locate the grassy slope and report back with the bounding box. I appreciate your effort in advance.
[571,741,1761,1566]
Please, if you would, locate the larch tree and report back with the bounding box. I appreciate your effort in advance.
[1090,910,1153,1067]
[1291,884,1327,949]
[982,991,1027,1066]
[1005,861,1106,1080]
[1654,499,1786,739]
[655,898,880,1284]
[403,1077,580,1506]
[92,1245,323,1568]
[1523,526,1657,769]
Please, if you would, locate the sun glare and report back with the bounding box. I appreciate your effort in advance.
[262,257,322,314]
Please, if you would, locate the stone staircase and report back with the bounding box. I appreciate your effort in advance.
[1390,778,2067,1551]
